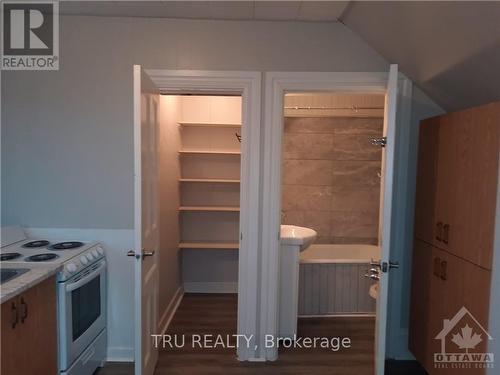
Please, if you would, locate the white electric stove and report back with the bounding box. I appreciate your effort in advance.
[0,226,107,375]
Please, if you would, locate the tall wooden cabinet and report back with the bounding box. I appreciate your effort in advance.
[409,102,499,375]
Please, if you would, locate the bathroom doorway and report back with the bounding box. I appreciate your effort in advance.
[279,91,385,372]
[261,67,412,375]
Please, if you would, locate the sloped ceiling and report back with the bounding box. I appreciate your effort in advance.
[341,1,500,111]
[60,1,350,22]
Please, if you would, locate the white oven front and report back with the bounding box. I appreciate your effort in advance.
[57,259,106,371]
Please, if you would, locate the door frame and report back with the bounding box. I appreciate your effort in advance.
[136,69,262,361]
[260,70,412,368]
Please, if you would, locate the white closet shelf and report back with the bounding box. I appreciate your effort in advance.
[179,206,240,212]
[179,178,240,184]
[179,150,241,155]
[179,122,241,128]
[179,242,239,250]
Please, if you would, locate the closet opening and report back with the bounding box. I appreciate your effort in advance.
[157,93,243,354]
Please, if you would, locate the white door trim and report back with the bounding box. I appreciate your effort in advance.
[144,69,262,361]
[261,71,412,367]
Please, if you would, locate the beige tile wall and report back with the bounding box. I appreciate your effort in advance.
[281,117,383,245]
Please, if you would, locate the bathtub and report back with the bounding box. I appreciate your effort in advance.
[298,244,380,316]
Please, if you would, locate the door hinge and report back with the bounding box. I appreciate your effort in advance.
[371,137,387,147]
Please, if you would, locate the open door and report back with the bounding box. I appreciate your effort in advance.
[374,64,399,375]
[131,65,160,375]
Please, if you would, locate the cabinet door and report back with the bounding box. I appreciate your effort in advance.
[20,276,58,375]
[414,118,440,244]
[435,103,499,269]
[409,240,434,368]
[439,251,491,375]
[1,298,22,375]
[1,277,57,375]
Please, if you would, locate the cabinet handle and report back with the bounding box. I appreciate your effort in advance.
[433,257,441,277]
[435,222,443,241]
[443,224,450,244]
[440,260,447,281]
[11,301,18,329]
[20,297,28,323]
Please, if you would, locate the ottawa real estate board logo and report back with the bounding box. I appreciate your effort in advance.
[1,1,59,70]
[434,306,494,369]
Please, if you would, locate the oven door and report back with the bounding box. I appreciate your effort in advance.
[58,260,106,370]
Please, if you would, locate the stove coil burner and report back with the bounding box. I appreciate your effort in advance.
[0,252,22,261]
[49,241,84,250]
[22,240,50,248]
[25,253,60,262]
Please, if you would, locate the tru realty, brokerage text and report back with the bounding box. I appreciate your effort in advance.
[152,334,352,352]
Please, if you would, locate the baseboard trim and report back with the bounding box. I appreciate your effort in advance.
[158,286,184,334]
[107,347,134,362]
[183,282,238,293]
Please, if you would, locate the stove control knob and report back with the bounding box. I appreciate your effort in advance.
[97,246,104,255]
[80,256,88,265]
[66,263,78,273]
[86,253,94,261]
[91,249,99,258]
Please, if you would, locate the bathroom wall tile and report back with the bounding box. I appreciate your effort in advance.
[285,117,383,135]
[331,134,382,161]
[331,187,380,213]
[331,161,381,188]
[284,117,338,134]
[282,185,332,211]
[282,160,333,186]
[282,210,331,243]
[283,133,334,160]
[330,210,380,239]
[330,237,378,245]
[329,117,383,135]
[282,117,383,245]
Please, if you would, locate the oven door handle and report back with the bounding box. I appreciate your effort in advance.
[65,262,106,292]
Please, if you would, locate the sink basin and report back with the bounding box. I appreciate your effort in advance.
[280,225,317,251]
[0,268,29,284]
[369,283,378,300]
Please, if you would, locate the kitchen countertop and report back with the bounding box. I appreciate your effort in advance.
[1,263,61,304]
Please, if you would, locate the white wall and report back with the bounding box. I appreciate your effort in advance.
[4,15,442,362]
[1,16,388,228]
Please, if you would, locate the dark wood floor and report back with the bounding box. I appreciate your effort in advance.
[97,293,376,375]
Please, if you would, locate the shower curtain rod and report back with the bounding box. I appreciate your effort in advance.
[284,105,383,111]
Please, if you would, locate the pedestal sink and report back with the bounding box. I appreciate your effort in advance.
[279,225,317,338]
[369,283,378,300]
[280,225,318,251]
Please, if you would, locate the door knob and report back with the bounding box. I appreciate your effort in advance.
[127,250,140,259]
[127,249,155,259]
[142,250,155,259]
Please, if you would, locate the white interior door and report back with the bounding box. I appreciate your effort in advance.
[375,64,399,375]
[132,65,160,375]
